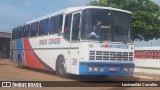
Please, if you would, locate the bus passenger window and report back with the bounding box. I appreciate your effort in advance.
[72,13,80,41]
[50,15,63,34]
[23,25,30,38]
[64,14,72,41]
[39,19,49,36]
[30,22,38,37]
[12,28,17,40]
[17,27,22,39]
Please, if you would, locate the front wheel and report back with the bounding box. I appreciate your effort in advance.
[56,57,68,78]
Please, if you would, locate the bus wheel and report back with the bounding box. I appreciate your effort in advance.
[56,57,68,78]
[18,55,24,69]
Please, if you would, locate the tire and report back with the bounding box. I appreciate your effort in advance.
[18,55,24,69]
[56,56,68,78]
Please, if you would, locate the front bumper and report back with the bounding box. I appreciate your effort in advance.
[79,62,134,76]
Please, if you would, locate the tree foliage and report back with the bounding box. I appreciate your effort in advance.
[88,0,160,41]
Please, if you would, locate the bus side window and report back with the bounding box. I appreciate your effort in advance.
[72,13,80,41]
[64,14,72,41]
[12,28,17,40]
[50,15,63,34]
[23,25,30,38]
[39,19,49,36]
[17,27,22,39]
[30,22,39,37]
[50,18,56,34]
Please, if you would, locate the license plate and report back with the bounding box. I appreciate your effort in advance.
[108,67,117,71]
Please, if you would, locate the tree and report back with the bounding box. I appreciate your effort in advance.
[88,0,160,41]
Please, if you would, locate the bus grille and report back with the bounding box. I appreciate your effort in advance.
[89,51,133,61]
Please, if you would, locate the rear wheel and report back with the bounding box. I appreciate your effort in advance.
[18,55,24,69]
[56,56,68,78]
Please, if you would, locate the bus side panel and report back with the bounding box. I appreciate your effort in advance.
[70,47,80,74]
[28,36,71,72]
[16,39,25,65]
[23,38,52,70]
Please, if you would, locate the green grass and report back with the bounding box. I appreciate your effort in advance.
[135,66,160,70]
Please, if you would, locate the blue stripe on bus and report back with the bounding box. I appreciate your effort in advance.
[16,39,25,65]
[79,62,134,75]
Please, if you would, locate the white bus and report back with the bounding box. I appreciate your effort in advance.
[10,6,134,77]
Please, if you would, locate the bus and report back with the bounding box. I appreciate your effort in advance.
[10,6,134,77]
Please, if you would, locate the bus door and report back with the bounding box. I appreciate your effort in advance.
[70,11,81,74]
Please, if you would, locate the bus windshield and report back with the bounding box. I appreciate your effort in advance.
[81,8,131,43]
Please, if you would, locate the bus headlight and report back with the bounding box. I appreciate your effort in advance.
[124,68,129,72]
[88,67,92,72]
[94,67,98,72]
[121,67,129,72]
[99,67,104,72]
[129,68,133,72]
[88,67,104,72]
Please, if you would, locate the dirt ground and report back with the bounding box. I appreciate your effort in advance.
[0,59,159,90]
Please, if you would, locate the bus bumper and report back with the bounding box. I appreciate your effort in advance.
[79,62,134,76]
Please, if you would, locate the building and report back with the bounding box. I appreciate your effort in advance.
[0,32,11,58]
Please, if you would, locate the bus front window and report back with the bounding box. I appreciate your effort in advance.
[81,9,131,43]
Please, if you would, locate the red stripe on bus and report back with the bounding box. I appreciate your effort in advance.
[23,38,46,69]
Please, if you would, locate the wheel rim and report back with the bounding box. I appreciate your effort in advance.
[59,62,66,75]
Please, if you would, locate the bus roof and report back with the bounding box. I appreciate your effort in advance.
[135,47,160,50]
[25,6,131,25]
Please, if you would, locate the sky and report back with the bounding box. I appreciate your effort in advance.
[0,0,94,33]
[0,0,160,33]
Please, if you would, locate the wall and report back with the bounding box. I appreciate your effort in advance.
[134,59,160,68]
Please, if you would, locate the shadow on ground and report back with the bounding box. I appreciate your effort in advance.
[22,66,140,81]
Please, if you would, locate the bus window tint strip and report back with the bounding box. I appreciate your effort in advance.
[50,15,63,34]
[12,28,17,40]
[30,22,39,37]
[17,27,22,39]
[39,19,49,35]
[23,25,30,38]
